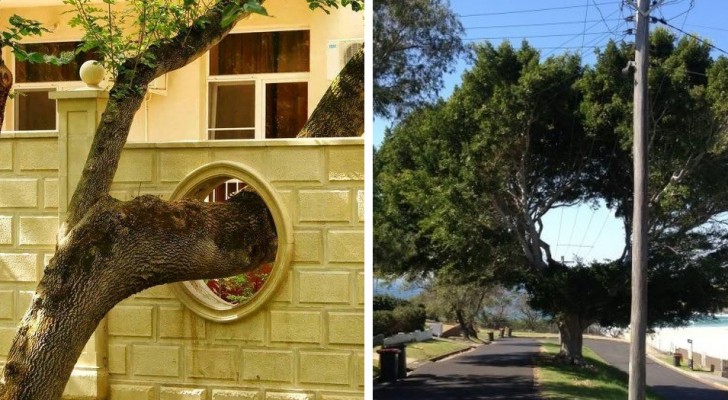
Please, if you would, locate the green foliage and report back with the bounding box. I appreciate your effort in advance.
[373,294,407,311]
[374,0,465,118]
[373,297,427,336]
[373,310,396,336]
[0,14,74,67]
[375,30,728,336]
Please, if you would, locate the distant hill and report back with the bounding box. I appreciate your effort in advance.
[374,278,422,299]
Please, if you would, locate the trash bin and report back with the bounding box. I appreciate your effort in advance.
[487,331,494,342]
[673,353,682,367]
[393,344,408,378]
[378,348,401,382]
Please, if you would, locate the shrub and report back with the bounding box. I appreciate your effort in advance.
[373,310,396,336]
[373,294,407,311]
[393,304,426,333]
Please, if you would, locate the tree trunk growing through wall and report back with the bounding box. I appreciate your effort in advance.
[0,1,363,399]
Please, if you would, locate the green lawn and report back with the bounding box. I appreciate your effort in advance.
[405,338,472,362]
[373,338,473,375]
[536,341,664,400]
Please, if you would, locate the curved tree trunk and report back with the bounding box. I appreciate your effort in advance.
[455,308,478,339]
[1,193,277,399]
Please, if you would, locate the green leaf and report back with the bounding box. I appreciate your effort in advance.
[243,1,268,16]
[220,3,242,28]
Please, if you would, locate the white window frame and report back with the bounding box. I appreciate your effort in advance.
[11,39,86,133]
[206,28,310,140]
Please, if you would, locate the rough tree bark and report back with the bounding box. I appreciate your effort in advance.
[555,313,593,363]
[0,1,364,399]
[454,308,478,339]
[0,60,11,132]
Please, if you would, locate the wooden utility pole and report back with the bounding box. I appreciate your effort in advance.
[628,0,650,399]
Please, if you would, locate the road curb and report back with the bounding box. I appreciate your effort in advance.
[582,335,728,392]
[646,351,728,392]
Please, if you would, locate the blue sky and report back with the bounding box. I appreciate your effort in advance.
[374,0,728,264]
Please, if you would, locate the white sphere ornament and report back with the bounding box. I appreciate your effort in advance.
[79,60,105,88]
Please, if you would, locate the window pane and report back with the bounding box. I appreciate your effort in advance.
[266,82,308,139]
[15,89,56,131]
[208,82,255,140]
[15,42,98,83]
[210,31,309,75]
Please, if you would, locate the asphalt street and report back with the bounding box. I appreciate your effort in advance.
[374,337,539,400]
[585,338,728,399]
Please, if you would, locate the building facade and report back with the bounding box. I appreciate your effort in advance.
[0,2,364,399]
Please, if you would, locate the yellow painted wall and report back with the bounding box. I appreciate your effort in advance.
[0,0,364,142]
[107,140,364,400]
[0,90,364,399]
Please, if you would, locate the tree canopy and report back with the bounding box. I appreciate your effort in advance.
[373,0,465,118]
[375,30,728,358]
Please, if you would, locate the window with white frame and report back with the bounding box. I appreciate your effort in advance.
[207,30,309,140]
[13,41,97,131]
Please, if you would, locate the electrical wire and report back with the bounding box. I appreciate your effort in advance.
[656,18,728,56]
[458,2,616,18]
[464,18,622,31]
[464,31,614,42]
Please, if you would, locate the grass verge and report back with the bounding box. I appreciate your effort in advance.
[373,338,473,377]
[536,341,663,400]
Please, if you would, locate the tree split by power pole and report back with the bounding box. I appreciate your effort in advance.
[627,0,651,399]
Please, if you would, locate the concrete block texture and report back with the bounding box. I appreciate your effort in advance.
[159,306,206,339]
[299,352,350,385]
[268,148,322,182]
[328,313,364,345]
[0,253,37,282]
[17,140,59,171]
[132,345,180,377]
[298,271,351,304]
[18,216,58,246]
[0,216,12,245]
[0,141,12,171]
[108,306,153,337]
[270,311,322,343]
[298,191,351,222]
[160,387,207,400]
[265,392,314,400]
[327,231,364,263]
[242,350,293,383]
[186,348,237,380]
[109,384,154,400]
[0,179,38,208]
[212,389,261,400]
[0,290,13,320]
[292,231,322,263]
[328,147,364,181]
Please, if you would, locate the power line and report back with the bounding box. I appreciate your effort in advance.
[464,31,614,42]
[464,18,622,31]
[458,2,617,18]
[655,18,728,56]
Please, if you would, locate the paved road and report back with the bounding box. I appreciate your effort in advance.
[374,338,539,400]
[585,338,728,400]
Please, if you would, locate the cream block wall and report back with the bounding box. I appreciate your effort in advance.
[105,139,364,400]
[0,133,59,361]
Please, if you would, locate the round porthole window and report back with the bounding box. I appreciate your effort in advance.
[169,161,293,322]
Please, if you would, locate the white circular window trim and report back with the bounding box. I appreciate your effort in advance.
[168,161,293,323]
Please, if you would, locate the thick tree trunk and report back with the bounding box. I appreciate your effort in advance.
[298,47,364,138]
[0,192,277,399]
[556,313,590,364]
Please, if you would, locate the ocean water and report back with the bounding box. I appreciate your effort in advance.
[649,315,728,359]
